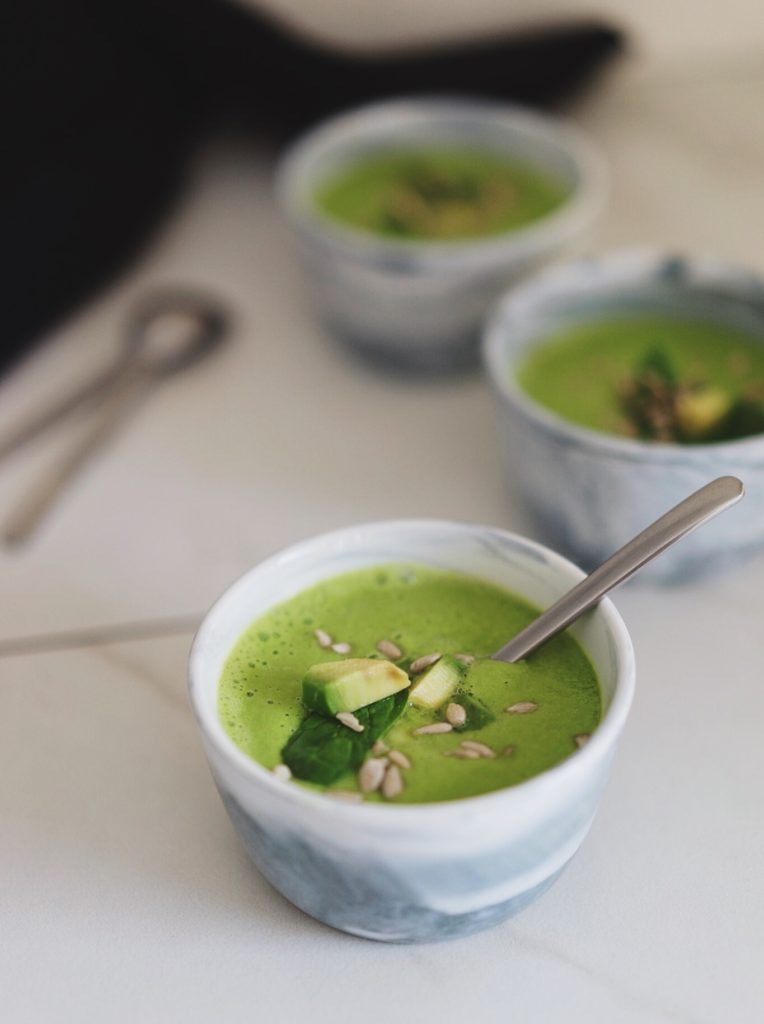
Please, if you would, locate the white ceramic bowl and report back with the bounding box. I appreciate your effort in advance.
[275,98,606,370]
[189,520,635,943]
[483,249,764,582]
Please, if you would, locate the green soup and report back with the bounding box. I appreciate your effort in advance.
[219,564,601,804]
[313,148,568,242]
[517,314,764,443]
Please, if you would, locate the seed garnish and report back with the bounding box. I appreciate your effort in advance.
[387,749,411,770]
[574,733,590,748]
[331,642,351,654]
[414,722,453,735]
[409,652,442,674]
[358,757,387,793]
[372,740,389,755]
[446,748,480,760]
[506,701,538,715]
[314,628,332,648]
[382,764,404,799]
[454,653,475,665]
[460,740,495,758]
[446,702,466,727]
[272,764,292,781]
[377,639,402,659]
[336,711,364,732]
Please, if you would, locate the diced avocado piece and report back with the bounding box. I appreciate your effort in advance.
[409,655,464,710]
[302,658,410,717]
[676,387,733,439]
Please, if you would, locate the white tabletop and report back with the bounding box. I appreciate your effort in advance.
[2,57,763,1023]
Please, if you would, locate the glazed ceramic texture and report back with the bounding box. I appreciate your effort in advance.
[483,250,764,582]
[276,99,606,370]
[189,521,635,943]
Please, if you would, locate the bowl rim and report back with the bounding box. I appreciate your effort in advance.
[482,247,764,460]
[274,96,608,272]
[188,519,636,824]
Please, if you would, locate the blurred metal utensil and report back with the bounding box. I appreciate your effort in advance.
[1,290,230,546]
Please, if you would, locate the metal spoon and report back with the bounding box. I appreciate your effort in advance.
[493,476,745,664]
[2,290,230,546]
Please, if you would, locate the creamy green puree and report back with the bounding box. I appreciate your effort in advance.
[219,564,600,804]
[518,314,764,442]
[313,148,568,241]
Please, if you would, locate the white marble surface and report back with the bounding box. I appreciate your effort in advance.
[2,57,763,1023]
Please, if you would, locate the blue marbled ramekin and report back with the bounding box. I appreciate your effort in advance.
[483,249,764,582]
[275,98,606,370]
[189,520,635,943]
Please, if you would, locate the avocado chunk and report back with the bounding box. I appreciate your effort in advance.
[409,655,464,710]
[675,387,733,440]
[302,658,410,717]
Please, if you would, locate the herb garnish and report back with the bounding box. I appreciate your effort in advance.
[281,690,408,786]
[619,348,764,443]
[451,693,495,732]
[381,162,514,239]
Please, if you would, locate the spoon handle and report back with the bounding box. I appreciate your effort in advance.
[493,476,745,664]
[2,369,151,548]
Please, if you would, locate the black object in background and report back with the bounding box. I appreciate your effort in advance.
[3,1,623,373]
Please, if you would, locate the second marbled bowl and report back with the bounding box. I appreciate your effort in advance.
[483,249,764,581]
[276,98,606,370]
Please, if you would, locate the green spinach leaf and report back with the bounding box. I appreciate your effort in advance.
[453,693,496,732]
[282,690,408,786]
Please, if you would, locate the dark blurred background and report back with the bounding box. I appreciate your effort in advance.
[3,0,623,374]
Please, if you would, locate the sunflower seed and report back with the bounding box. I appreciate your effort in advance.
[377,639,402,659]
[372,740,389,755]
[381,764,404,799]
[314,628,332,648]
[460,740,495,758]
[358,757,387,793]
[446,702,467,727]
[446,748,480,759]
[574,733,590,748]
[502,745,515,757]
[387,749,411,770]
[325,790,363,803]
[454,653,475,665]
[409,652,442,674]
[505,701,538,715]
[331,642,351,654]
[414,722,453,735]
[336,711,364,732]
[272,764,292,781]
